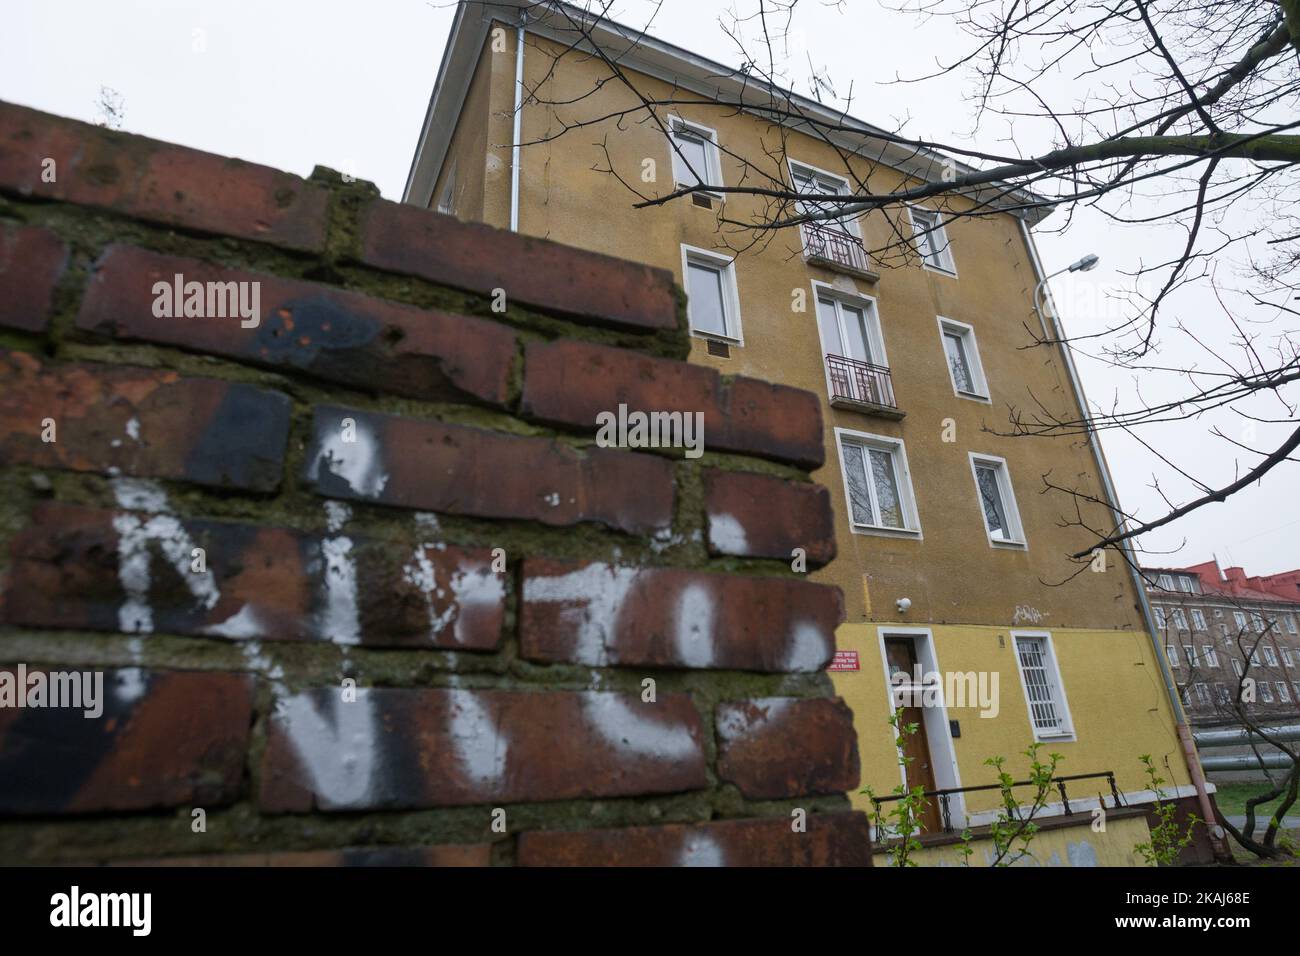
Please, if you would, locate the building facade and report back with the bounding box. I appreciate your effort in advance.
[404,1,1208,844]
[1144,562,1300,726]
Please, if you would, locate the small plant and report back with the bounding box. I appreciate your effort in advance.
[863,707,930,867]
[985,742,1063,866]
[1134,754,1199,866]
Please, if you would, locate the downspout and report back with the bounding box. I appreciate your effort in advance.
[509,16,526,233]
[1018,219,1230,860]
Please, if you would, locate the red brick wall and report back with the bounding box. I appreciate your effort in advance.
[0,101,869,866]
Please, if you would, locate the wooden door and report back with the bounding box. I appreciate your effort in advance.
[884,637,943,833]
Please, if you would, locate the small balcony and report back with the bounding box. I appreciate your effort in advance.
[802,222,879,281]
[826,353,904,419]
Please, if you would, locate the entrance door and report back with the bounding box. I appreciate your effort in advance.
[884,637,943,833]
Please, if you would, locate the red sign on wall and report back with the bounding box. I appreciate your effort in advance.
[827,650,859,671]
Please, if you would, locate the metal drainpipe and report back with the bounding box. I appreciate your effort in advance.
[1018,219,1231,860]
[509,16,526,233]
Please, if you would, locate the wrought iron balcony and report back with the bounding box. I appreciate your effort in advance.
[802,222,876,277]
[825,353,902,417]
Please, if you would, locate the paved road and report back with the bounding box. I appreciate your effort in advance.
[1225,814,1300,829]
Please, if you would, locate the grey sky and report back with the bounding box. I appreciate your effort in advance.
[6,0,1296,575]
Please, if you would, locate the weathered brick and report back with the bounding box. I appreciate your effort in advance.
[0,223,67,332]
[704,468,834,565]
[716,697,859,799]
[303,405,674,534]
[517,813,874,866]
[77,245,516,407]
[0,102,328,251]
[0,349,290,491]
[0,668,252,814]
[2,502,505,650]
[111,845,490,867]
[521,339,824,468]
[258,687,706,812]
[520,558,842,671]
[358,199,678,332]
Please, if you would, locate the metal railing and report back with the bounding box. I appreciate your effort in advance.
[825,353,897,410]
[802,222,870,272]
[870,770,1125,834]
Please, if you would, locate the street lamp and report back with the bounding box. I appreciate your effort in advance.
[1033,253,1100,328]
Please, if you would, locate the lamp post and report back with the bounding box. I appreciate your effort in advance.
[1032,253,1100,330]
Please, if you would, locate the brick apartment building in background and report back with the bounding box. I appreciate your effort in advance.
[1143,562,1300,780]
[403,1,1219,862]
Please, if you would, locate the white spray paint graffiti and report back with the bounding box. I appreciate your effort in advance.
[716,698,791,740]
[447,687,509,788]
[524,564,642,665]
[677,832,726,867]
[707,513,748,555]
[276,689,379,809]
[674,582,716,668]
[317,535,361,645]
[110,478,219,634]
[308,415,389,498]
[782,620,831,672]
[582,692,698,761]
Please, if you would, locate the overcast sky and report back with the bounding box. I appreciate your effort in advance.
[6,0,1296,576]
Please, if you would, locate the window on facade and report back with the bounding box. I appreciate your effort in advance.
[1157,574,1175,590]
[970,454,1026,547]
[1172,608,1188,631]
[835,431,919,534]
[1183,644,1198,668]
[1202,645,1219,668]
[1287,615,1298,635]
[1193,683,1211,705]
[1216,683,1231,705]
[938,318,988,399]
[817,295,882,366]
[1232,658,1244,677]
[791,163,857,232]
[1191,608,1207,631]
[1154,606,1167,630]
[669,119,722,193]
[1261,682,1275,703]
[681,246,740,341]
[1178,575,1198,593]
[1279,682,1293,703]
[1263,644,1279,666]
[1165,642,1177,665]
[1013,633,1073,739]
[1233,611,1248,632]
[1293,681,1300,700]
[1283,646,1295,668]
[909,207,955,273]
[1251,612,1266,632]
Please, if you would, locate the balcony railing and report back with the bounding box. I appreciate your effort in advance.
[802,221,871,274]
[870,771,1125,834]
[826,353,898,412]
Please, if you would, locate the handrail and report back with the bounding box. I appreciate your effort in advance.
[869,770,1125,833]
[802,221,869,272]
[825,353,897,409]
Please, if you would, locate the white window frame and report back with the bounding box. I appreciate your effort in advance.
[1232,658,1244,677]
[810,282,889,397]
[1193,682,1211,705]
[1202,645,1219,668]
[1260,682,1274,703]
[1153,606,1167,630]
[1157,574,1175,591]
[1171,608,1188,631]
[1216,683,1231,705]
[1286,615,1297,635]
[968,452,1027,549]
[1279,682,1293,703]
[907,205,957,275]
[1292,681,1300,700]
[680,244,743,344]
[1233,611,1248,632]
[1011,630,1075,742]
[1183,644,1198,668]
[667,116,724,197]
[936,316,990,402]
[1263,644,1279,667]
[1282,646,1295,668]
[787,159,861,238]
[833,427,922,538]
[1251,612,1266,632]
[1165,642,1178,666]
[1191,608,1207,631]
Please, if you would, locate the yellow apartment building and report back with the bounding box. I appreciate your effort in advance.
[403,0,1216,860]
